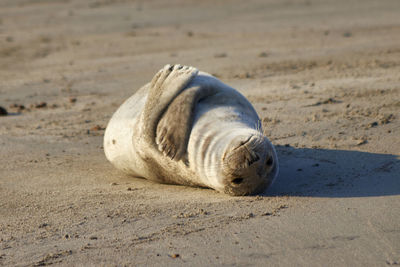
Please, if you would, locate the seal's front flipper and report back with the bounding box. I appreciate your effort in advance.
[141,64,198,145]
[156,81,218,161]
[155,87,198,160]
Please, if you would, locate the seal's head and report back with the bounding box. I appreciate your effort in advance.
[219,133,279,196]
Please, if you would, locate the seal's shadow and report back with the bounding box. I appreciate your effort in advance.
[265,146,400,197]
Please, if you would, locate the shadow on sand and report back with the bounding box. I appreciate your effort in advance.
[265,146,400,198]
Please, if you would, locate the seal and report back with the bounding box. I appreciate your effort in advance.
[104,64,278,195]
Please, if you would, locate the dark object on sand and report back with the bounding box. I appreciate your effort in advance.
[0,106,8,116]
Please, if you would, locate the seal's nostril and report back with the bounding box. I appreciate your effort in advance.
[266,157,273,166]
[232,178,243,185]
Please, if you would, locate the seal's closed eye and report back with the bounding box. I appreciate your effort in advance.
[231,178,244,185]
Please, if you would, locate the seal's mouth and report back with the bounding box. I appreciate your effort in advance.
[232,134,263,151]
[235,135,253,149]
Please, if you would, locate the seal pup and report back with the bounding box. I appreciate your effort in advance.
[104,64,278,195]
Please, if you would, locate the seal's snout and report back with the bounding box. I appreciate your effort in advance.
[220,134,278,196]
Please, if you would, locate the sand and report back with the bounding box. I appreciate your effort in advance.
[0,0,399,266]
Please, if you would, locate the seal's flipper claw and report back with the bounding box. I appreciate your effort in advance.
[155,127,167,146]
[156,110,185,161]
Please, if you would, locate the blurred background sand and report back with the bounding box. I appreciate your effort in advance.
[1,0,399,265]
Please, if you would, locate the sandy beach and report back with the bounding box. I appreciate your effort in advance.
[1,0,399,265]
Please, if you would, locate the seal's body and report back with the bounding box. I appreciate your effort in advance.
[104,65,278,195]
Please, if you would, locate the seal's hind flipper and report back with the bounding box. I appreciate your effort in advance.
[140,64,198,146]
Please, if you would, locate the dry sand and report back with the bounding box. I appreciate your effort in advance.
[1,0,399,266]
